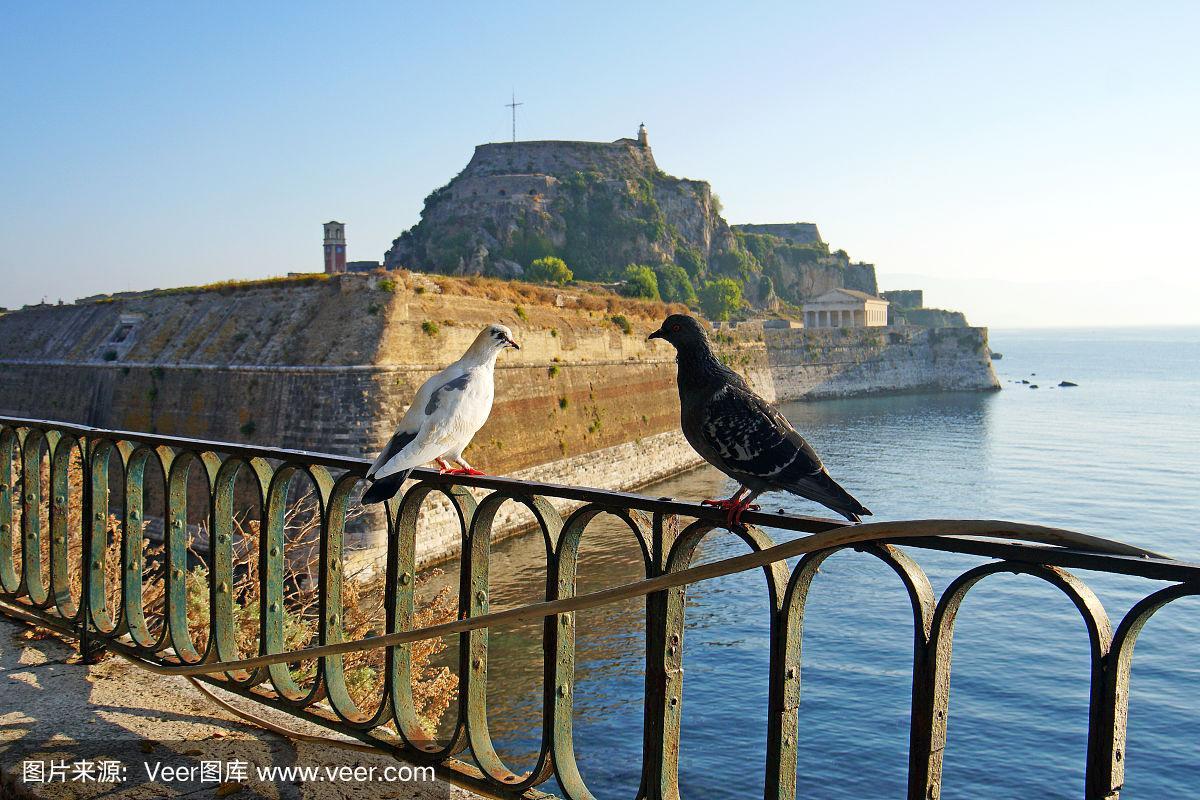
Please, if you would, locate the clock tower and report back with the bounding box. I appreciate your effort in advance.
[323,221,346,274]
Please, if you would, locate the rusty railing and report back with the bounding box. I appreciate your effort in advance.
[0,416,1197,800]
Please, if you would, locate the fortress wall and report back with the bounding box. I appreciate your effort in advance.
[0,361,380,454]
[465,140,654,179]
[0,275,997,564]
[0,275,687,469]
[763,326,1000,401]
[732,223,823,245]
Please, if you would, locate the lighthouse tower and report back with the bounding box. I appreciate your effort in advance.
[323,221,346,274]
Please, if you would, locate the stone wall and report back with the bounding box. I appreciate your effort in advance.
[881,289,923,309]
[0,274,997,564]
[843,262,879,295]
[763,325,999,400]
[731,222,823,245]
[464,139,655,179]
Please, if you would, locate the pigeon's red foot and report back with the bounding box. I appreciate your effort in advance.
[701,498,760,527]
[441,467,486,476]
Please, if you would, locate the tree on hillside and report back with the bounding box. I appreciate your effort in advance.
[654,263,697,304]
[526,256,573,285]
[674,244,705,278]
[699,278,744,321]
[621,264,660,301]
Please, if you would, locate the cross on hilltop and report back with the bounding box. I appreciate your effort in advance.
[505,91,523,143]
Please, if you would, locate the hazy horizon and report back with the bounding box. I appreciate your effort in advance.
[3,2,1197,327]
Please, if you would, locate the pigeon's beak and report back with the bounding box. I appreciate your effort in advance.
[505,336,520,350]
[647,329,664,341]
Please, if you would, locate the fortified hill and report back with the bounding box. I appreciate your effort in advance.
[0,127,999,562]
[384,126,880,309]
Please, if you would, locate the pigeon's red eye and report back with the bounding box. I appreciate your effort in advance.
[671,324,681,332]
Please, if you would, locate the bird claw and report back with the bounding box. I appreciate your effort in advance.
[440,467,486,476]
[701,498,760,528]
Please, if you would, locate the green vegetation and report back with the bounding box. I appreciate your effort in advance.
[525,256,573,285]
[548,365,560,378]
[421,320,439,336]
[620,264,660,300]
[392,151,899,321]
[674,244,704,278]
[558,397,569,410]
[610,314,633,335]
[558,170,670,281]
[514,305,528,321]
[712,245,758,280]
[653,262,697,303]
[239,420,257,437]
[501,211,556,266]
[377,278,397,293]
[699,278,744,321]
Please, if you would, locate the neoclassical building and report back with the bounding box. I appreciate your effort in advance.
[802,288,889,328]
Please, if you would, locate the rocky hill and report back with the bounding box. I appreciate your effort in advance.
[383,127,875,310]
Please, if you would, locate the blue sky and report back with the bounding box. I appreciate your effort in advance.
[2,1,1197,326]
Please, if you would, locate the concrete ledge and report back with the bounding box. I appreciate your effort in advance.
[0,617,481,800]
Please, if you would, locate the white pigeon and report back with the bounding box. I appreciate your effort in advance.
[362,323,520,504]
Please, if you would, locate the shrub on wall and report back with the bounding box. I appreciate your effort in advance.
[526,256,573,285]
[654,262,697,304]
[620,264,660,300]
[699,278,744,321]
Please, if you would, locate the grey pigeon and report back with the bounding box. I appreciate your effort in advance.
[649,314,870,525]
[362,324,520,504]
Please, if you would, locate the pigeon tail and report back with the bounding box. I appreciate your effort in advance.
[362,469,411,505]
[786,469,871,523]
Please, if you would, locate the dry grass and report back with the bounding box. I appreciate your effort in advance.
[386,268,687,321]
[10,450,456,733]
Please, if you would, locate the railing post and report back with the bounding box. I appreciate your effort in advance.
[639,511,682,800]
[1087,652,1123,800]
[906,637,939,800]
[78,435,105,663]
[764,595,798,800]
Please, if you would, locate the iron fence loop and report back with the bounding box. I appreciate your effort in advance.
[0,416,1196,800]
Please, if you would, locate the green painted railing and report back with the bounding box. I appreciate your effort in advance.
[1,416,1197,800]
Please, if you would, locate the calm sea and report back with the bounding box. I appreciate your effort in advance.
[434,327,1200,799]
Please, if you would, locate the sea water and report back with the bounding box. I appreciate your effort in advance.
[460,327,1199,799]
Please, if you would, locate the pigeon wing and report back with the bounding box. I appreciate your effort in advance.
[697,384,871,521]
[367,365,469,479]
[697,384,825,483]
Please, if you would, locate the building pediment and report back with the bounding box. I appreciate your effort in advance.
[806,288,887,306]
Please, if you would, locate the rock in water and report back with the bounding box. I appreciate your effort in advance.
[1059,380,1078,387]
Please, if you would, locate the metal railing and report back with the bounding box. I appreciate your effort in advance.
[1,415,1197,800]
